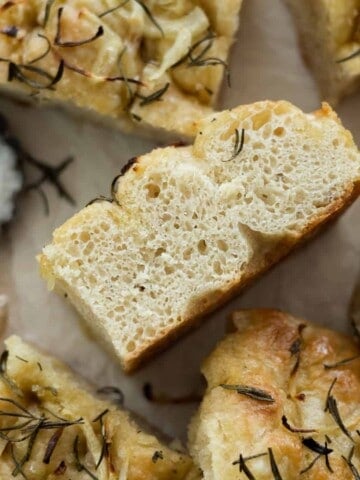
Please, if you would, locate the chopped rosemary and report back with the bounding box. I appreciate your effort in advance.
[302,437,332,456]
[99,0,130,18]
[152,450,164,463]
[289,324,306,376]
[43,428,64,464]
[28,34,52,65]
[54,460,67,475]
[268,448,283,480]
[324,355,360,369]
[7,59,64,90]
[92,409,109,469]
[143,383,202,404]
[19,151,75,212]
[281,415,316,433]
[337,49,360,63]
[73,435,99,480]
[37,362,43,371]
[0,350,23,397]
[86,196,113,207]
[220,384,275,403]
[97,386,124,406]
[324,377,353,440]
[0,26,20,38]
[223,128,245,162]
[15,356,28,363]
[300,454,321,474]
[60,57,142,84]
[342,447,360,479]
[137,82,170,107]
[173,29,230,85]
[55,7,104,47]
[134,0,163,35]
[233,452,268,479]
[43,0,56,27]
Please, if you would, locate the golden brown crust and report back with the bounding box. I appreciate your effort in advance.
[0,335,198,479]
[0,0,242,138]
[284,0,360,104]
[189,309,360,479]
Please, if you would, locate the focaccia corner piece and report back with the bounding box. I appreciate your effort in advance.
[284,0,360,105]
[189,309,360,479]
[0,335,200,480]
[38,100,360,373]
[0,0,243,139]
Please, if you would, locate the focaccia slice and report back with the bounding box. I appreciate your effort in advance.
[0,0,242,138]
[284,0,360,104]
[189,309,360,479]
[0,335,199,480]
[38,100,360,372]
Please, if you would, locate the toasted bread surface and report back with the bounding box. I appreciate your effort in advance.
[189,309,360,479]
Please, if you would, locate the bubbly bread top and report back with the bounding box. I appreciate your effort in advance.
[0,0,242,136]
[189,309,360,480]
[0,335,199,479]
[39,100,360,371]
[285,0,360,104]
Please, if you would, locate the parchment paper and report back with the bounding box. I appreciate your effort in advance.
[1,0,360,442]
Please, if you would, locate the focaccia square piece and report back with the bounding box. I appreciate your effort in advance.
[0,0,242,138]
[189,309,360,479]
[0,335,199,479]
[38,100,360,372]
[285,0,360,104]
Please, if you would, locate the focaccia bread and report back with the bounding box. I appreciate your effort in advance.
[38,100,360,372]
[189,309,360,479]
[0,335,199,479]
[284,0,360,104]
[0,0,242,138]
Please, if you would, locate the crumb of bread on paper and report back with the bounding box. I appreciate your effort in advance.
[39,100,360,372]
[284,0,360,104]
[189,308,360,479]
[0,0,243,139]
[0,335,200,479]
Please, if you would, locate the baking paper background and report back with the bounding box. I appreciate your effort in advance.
[1,0,360,441]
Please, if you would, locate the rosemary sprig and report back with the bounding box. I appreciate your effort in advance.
[300,454,321,474]
[55,7,104,47]
[134,0,163,35]
[324,355,360,369]
[0,350,23,397]
[92,409,109,469]
[28,34,52,65]
[0,26,20,38]
[220,384,275,403]
[223,128,245,162]
[42,428,64,464]
[268,448,283,480]
[324,378,353,440]
[137,82,170,107]
[98,0,130,18]
[233,452,268,479]
[54,460,67,475]
[342,447,360,479]
[73,435,99,480]
[43,0,56,27]
[281,415,316,434]
[337,49,360,63]
[60,57,142,84]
